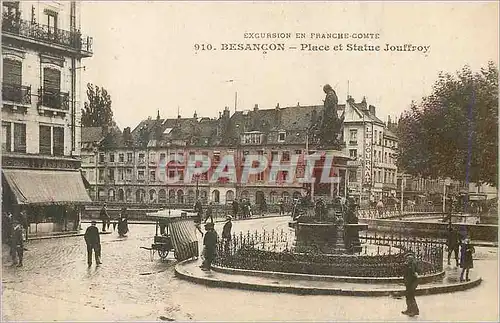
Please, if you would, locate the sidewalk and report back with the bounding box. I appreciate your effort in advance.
[27,230,111,241]
[175,258,482,296]
[81,212,288,225]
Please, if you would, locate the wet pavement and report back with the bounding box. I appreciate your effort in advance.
[2,216,498,321]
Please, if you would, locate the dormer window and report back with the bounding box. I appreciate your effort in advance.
[278,131,286,142]
[242,132,262,145]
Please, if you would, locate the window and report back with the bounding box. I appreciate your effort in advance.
[258,150,264,156]
[108,168,115,181]
[271,151,278,161]
[109,153,115,162]
[159,153,166,164]
[3,59,24,103]
[213,152,220,162]
[349,129,358,144]
[11,123,25,153]
[349,170,357,182]
[150,170,156,182]
[242,150,249,163]
[99,153,105,163]
[52,127,64,156]
[118,169,124,181]
[39,125,51,155]
[125,168,132,180]
[257,172,264,181]
[168,170,176,179]
[278,132,286,142]
[138,170,145,181]
[149,152,156,163]
[42,68,62,109]
[118,153,124,162]
[294,150,301,155]
[384,152,388,163]
[378,151,382,162]
[2,123,11,152]
[282,151,290,162]
[98,169,104,181]
[138,153,145,163]
[45,9,58,31]
[349,149,357,159]
[127,152,133,162]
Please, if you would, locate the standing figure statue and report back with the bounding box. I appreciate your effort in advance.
[320,84,344,148]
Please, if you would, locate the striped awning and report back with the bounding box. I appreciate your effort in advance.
[2,169,92,205]
[169,219,199,261]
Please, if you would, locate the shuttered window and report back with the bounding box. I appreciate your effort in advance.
[39,125,52,155]
[2,123,12,152]
[13,123,26,153]
[53,127,64,156]
[43,68,61,91]
[3,59,22,85]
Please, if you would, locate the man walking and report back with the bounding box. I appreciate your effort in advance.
[200,222,218,271]
[232,199,239,219]
[84,221,102,267]
[402,251,419,317]
[204,202,214,223]
[10,222,25,267]
[99,204,110,232]
[446,226,460,266]
[222,215,233,253]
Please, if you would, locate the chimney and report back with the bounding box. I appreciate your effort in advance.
[223,106,230,118]
[254,104,259,112]
[219,111,222,119]
[193,110,198,119]
[275,103,280,110]
[347,96,355,104]
[157,109,160,120]
[388,115,392,124]
[369,105,376,116]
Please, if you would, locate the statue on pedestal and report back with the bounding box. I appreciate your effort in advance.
[319,84,344,148]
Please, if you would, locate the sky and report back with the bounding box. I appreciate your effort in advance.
[80,1,499,130]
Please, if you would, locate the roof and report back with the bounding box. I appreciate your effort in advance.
[384,129,398,139]
[81,127,105,143]
[2,169,92,205]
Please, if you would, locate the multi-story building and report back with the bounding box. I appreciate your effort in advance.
[342,97,399,205]
[1,1,93,233]
[82,103,353,209]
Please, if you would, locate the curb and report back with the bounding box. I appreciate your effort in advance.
[28,231,111,241]
[174,259,482,297]
[210,265,446,284]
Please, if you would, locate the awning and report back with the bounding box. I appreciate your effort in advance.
[2,169,92,205]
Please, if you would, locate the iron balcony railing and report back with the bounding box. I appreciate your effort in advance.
[38,88,70,110]
[2,14,93,54]
[2,83,31,104]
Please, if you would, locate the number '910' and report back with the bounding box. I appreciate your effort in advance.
[194,44,214,51]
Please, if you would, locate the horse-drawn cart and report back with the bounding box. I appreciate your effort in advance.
[141,209,200,261]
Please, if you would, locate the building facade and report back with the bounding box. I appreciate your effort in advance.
[342,97,399,205]
[82,104,352,210]
[2,1,93,234]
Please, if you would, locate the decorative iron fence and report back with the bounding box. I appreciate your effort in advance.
[38,88,69,110]
[357,205,444,219]
[2,83,31,104]
[214,229,444,277]
[2,14,93,54]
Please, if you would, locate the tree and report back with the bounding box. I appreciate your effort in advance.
[81,83,113,127]
[397,62,498,187]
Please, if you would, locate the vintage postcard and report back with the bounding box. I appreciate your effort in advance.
[1,1,498,321]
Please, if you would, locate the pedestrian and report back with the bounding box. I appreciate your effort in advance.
[99,203,110,232]
[446,226,460,266]
[10,222,25,267]
[278,198,284,216]
[232,199,239,219]
[200,222,218,271]
[194,207,204,237]
[84,220,102,267]
[401,251,419,317]
[204,202,214,223]
[459,238,475,282]
[222,215,232,253]
[376,199,384,216]
[19,210,29,241]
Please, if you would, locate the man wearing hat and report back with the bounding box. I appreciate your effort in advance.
[222,215,233,253]
[84,221,102,267]
[402,251,419,317]
[10,222,25,267]
[200,222,218,271]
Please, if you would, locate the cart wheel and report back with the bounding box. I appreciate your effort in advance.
[158,248,169,260]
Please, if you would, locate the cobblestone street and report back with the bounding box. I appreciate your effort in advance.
[2,216,498,321]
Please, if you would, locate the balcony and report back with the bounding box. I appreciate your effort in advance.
[2,14,93,57]
[38,88,69,112]
[2,83,31,106]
